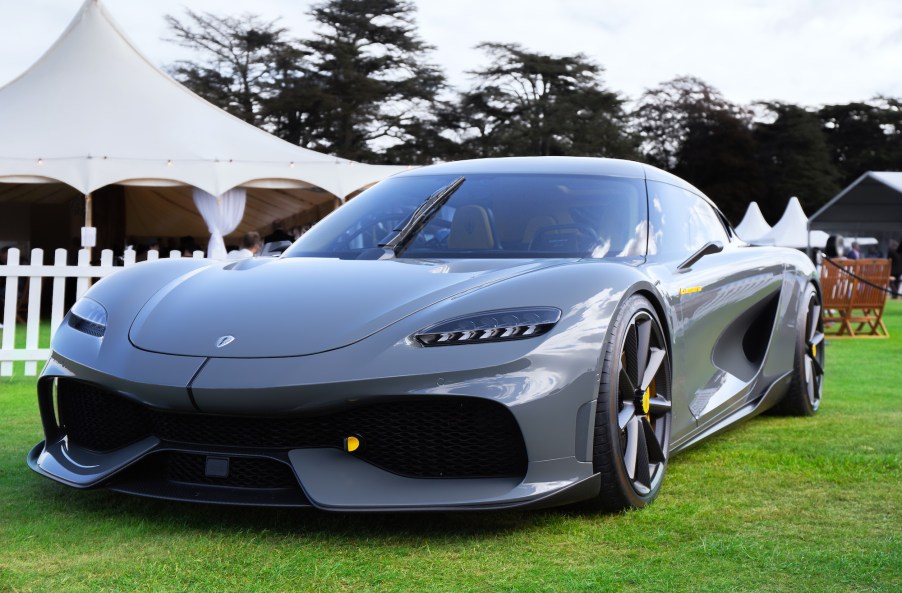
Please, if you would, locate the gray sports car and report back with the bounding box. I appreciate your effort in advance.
[28,157,825,512]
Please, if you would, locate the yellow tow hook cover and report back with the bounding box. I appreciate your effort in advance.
[344,436,361,453]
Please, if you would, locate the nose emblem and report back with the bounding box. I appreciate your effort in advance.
[216,335,236,348]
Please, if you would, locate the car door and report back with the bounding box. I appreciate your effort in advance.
[645,181,785,441]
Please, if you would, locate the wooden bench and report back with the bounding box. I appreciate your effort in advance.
[848,259,891,337]
[820,258,891,337]
[821,257,855,336]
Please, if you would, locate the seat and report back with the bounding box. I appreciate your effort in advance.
[820,258,891,337]
[522,215,556,245]
[847,258,891,337]
[448,205,495,250]
[529,223,599,253]
[820,258,855,336]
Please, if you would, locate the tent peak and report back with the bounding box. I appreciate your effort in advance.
[757,196,812,248]
[734,201,772,241]
[783,196,805,216]
[0,0,351,165]
[0,0,396,196]
[1,0,159,99]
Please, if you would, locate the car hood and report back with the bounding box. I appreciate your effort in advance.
[128,256,561,358]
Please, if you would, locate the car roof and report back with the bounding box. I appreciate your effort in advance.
[396,156,707,199]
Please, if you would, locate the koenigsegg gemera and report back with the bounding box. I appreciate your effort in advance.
[28,157,825,512]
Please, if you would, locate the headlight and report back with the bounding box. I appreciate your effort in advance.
[415,307,561,346]
[67,297,108,337]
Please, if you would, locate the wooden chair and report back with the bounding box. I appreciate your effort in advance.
[847,259,891,337]
[820,258,855,336]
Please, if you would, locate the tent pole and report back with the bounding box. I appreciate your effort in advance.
[806,218,812,260]
[85,193,93,262]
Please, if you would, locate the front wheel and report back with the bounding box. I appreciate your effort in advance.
[593,295,672,511]
[773,283,825,416]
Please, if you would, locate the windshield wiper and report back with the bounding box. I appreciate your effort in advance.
[378,176,466,257]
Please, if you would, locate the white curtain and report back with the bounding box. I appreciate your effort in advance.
[192,187,246,259]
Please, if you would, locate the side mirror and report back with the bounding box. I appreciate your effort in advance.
[677,241,724,271]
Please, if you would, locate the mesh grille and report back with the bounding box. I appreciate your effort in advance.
[165,453,298,489]
[56,379,527,479]
[58,380,149,451]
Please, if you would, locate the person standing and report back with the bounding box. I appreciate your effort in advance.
[890,239,902,299]
[264,221,293,244]
[227,232,262,260]
[824,235,844,258]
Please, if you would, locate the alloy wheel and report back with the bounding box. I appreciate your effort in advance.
[615,310,671,496]
[804,294,826,410]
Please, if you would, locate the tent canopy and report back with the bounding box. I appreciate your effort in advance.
[0,0,405,241]
[809,172,902,234]
[756,197,830,249]
[734,201,771,241]
[0,180,341,240]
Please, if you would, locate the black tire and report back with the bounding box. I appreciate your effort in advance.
[593,295,672,511]
[773,283,825,416]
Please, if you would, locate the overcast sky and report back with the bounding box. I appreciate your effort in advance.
[1,0,900,107]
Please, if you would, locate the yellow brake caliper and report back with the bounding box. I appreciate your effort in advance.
[642,377,657,423]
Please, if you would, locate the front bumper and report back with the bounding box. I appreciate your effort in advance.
[28,440,602,511]
[29,338,603,511]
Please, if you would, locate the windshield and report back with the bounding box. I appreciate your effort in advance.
[283,173,647,259]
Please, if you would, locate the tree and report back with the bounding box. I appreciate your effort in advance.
[165,10,298,127]
[632,77,765,221]
[448,43,635,159]
[753,103,840,219]
[301,0,445,161]
[261,43,324,147]
[818,99,902,187]
[379,110,460,164]
[673,109,763,224]
[632,76,746,171]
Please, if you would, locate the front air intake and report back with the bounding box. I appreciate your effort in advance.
[56,379,528,480]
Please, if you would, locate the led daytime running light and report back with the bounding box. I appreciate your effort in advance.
[67,297,108,337]
[415,307,561,346]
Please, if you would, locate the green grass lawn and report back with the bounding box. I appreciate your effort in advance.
[1,304,900,593]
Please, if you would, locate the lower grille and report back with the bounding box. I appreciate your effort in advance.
[56,379,528,479]
[109,451,309,507]
[165,452,298,489]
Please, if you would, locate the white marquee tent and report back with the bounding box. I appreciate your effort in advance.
[734,202,771,241]
[0,0,406,256]
[757,197,830,249]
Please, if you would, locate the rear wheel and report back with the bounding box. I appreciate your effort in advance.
[593,295,672,511]
[773,284,825,416]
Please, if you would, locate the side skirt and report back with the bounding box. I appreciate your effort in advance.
[669,371,792,455]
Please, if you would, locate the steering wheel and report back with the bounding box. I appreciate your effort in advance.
[530,224,600,252]
[415,217,452,249]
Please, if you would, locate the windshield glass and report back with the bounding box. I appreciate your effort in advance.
[283,173,647,259]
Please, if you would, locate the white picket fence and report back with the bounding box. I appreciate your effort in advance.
[0,247,205,377]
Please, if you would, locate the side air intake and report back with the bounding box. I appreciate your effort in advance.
[712,289,781,382]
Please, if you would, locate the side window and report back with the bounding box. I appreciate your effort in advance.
[647,181,729,258]
[716,211,738,241]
